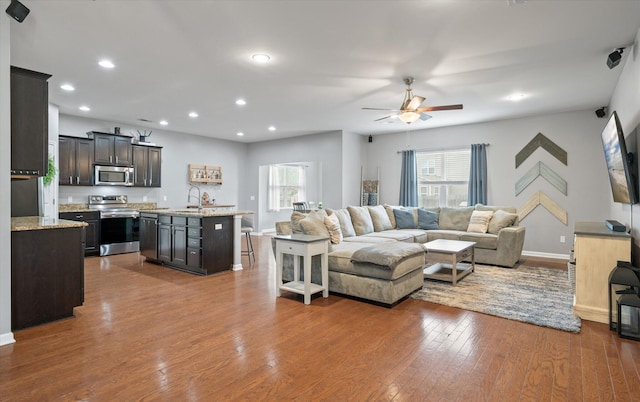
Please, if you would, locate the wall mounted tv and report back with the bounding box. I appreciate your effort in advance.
[600,110,637,204]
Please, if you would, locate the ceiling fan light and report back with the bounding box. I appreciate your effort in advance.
[398,111,420,124]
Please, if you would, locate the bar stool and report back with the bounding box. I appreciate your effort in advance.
[241,214,255,264]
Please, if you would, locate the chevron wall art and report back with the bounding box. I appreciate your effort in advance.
[515,133,568,225]
[515,132,567,168]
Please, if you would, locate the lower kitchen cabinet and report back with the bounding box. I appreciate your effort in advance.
[59,211,100,256]
[11,226,84,330]
[140,213,158,260]
[146,213,232,275]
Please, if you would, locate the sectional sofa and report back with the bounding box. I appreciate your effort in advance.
[275,204,525,305]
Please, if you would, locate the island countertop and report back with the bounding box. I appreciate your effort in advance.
[11,216,88,231]
[141,209,254,217]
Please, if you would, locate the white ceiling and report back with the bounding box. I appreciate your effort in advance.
[9,0,640,143]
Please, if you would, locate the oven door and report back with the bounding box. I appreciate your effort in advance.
[100,216,140,256]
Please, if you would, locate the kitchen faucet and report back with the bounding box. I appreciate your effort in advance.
[188,185,202,211]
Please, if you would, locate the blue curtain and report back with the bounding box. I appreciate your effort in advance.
[468,144,488,206]
[399,150,418,207]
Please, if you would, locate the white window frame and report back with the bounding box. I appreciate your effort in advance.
[268,164,307,211]
[416,148,470,208]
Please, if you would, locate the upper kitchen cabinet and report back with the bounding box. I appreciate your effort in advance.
[132,144,162,187]
[59,136,94,186]
[89,132,133,166]
[10,66,51,178]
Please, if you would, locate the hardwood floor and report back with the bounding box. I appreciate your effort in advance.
[1,236,640,401]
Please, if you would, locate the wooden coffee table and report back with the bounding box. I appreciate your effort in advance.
[423,239,476,285]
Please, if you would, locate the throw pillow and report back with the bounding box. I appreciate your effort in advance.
[331,208,356,237]
[324,213,343,244]
[417,208,439,230]
[488,209,518,234]
[467,210,494,233]
[393,208,416,229]
[299,211,330,237]
[384,204,402,228]
[290,211,308,234]
[368,205,393,232]
[438,206,474,231]
[347,206,375,235]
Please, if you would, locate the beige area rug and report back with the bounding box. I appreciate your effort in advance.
[411,264,581,333]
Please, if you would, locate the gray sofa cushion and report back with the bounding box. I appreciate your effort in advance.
[438,206,474,231]
[368,205,393,232]
[426,230,466,241]
[331,208,357,237]
[343,236,396,243]
[348,206,375,235]
[460,232,499,250]
[362,231,414,242]
[488,209,518,234]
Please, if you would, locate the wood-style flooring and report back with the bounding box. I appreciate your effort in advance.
[1,236,640,401]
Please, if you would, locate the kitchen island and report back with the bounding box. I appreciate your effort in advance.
[11,217,87,330]
[140,209,253,275]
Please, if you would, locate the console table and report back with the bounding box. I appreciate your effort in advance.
[574,221,631,323]
[275,234,329,305]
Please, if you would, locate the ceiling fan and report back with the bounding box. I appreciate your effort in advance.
[363,77,463,124]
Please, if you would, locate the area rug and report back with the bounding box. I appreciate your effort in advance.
[410,264,581,333]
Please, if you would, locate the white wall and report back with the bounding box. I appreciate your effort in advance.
[341,130,364,206]
[57,114,247,208]
[609,28,640,264]
[364,110,612,256]
[0,0,14,346]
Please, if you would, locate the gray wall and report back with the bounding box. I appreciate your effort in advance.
[341,130,365,207]
[363,110,612,257]
[58,114,247,209]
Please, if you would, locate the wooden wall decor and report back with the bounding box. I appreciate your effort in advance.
[515,133,567,168]
[515,161,568,196]
[518,191,568,225]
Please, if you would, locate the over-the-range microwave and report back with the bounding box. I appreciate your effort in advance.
[94,165,134,186]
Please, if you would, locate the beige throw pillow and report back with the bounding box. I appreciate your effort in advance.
[299,210,330,237]
[347,206,375,235]
[332,208,356,237]
[467,210,494,233]
[368,205,393,232]
[324,213,343,244]
[488,209,518,234]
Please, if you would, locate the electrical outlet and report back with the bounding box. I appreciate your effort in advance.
[143,196,147,202]
[163,195,167,201]
[67,196,73,203]
[250,195,255,201]
[560,235,566,243]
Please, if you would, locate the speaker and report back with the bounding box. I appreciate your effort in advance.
[596,107,607,118]
[607,49,623,69]
[5,0,30,23]
[368,135,373,143]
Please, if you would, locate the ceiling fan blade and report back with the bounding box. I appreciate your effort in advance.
[374,115,394,122]
[362,107,401,112]
[416,104,463,112]
[419,113,432,121]
[406,95,425,111]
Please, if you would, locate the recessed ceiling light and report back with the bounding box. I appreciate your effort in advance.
[268,126,276,132]
[236,132,244,136]
[251,53,271,63]
[99,59,115,69]
[506,93,527,101]
[159,120,168,126]
[189,112,199,118]
[60,84,75,91]
[79,105,90,112]
[235,99,246,106]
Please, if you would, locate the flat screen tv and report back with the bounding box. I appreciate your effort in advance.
[601,111,637,204]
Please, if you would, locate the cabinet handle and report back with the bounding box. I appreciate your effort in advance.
[110,156,113,163]
[76,215,83,219]
[116,156,119,164]
[76,176,80,184]
[69,176,72,184]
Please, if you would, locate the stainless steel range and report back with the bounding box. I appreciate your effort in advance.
[89,195,140,256]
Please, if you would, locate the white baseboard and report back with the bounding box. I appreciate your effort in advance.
[522,250,570,260]
[0,332,15,347]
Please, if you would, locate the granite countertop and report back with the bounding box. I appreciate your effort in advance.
[59,202,159,213]
[143,209,254,217]
[11,216,88,232]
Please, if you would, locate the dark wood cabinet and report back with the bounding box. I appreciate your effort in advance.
[145,213,232,275]
[59,136,94,186]
[90,132,132,166]
[11,226,84,330]
[10,66,51,177]
[132,145,162,187]
[59,211,100,256]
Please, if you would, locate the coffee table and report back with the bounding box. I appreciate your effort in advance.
[423,239,476,285]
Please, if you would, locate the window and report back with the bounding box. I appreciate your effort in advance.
[268,164,307,211]
[416,148,470,208]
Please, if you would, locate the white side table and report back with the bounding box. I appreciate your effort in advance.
[275,234,329,305]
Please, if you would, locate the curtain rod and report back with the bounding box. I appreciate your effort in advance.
[396,143,490,154]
